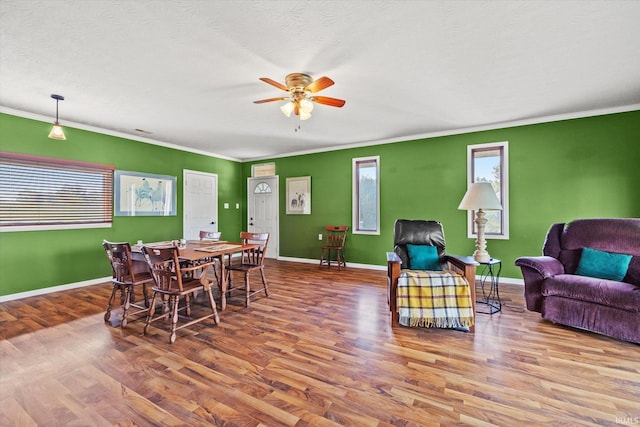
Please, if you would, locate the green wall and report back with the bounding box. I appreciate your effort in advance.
[245,110,640,279]
[2,110,639,297]
[0,113,244,296]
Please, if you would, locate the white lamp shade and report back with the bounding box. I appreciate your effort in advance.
[458,182,502,210]
[299,98,314,114]
[300,111,312,121]
[280,101,295,117]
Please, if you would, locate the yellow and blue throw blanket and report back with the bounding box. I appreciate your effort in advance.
[397,270,474,328]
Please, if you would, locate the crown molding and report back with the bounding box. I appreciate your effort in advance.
[0,106,240,162]
[4,103,638,163]
[250,103,640,161]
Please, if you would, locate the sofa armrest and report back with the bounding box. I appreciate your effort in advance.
[515,256,565,278]
[387,252,402,327]
[444,255,478,283]
[515,256,565,312]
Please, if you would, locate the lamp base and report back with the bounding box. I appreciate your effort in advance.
[473,208,491,263]
[473,250,491,263]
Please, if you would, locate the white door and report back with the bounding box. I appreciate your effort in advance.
[248,176,278,259]
[183,170,218,240]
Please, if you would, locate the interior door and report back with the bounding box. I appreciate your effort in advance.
[247,176,278,259]
[183,170,218,240]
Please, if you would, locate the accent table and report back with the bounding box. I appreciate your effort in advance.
[476,258,502,314]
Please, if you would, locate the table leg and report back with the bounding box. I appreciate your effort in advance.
[220,255,227,310]
[476,262,502,314]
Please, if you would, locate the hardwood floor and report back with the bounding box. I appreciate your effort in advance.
[1,259,638,426]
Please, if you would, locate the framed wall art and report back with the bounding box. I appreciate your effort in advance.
[114,170,177,216]
[286,176,311,215]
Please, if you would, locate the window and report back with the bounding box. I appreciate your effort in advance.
[352,156,380,235]
[252,162,276,177]
[254,182,272,193]
[0,152,114,231]
[466,142,509,239]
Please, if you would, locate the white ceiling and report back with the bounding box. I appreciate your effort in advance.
[1,0,639,161]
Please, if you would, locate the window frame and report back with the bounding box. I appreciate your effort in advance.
[352,155,380,235]
[0,151,114,232]
[466,141,509,240]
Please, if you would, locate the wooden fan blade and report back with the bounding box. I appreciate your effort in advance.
[259,77,289,92]
[305,76,334,93]
[312,96,346,108]
[253,97,289,104]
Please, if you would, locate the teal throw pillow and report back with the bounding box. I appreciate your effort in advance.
[575,247,632,282]
[407,244,441,270]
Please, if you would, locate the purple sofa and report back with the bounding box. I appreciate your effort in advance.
[515,218,640,344]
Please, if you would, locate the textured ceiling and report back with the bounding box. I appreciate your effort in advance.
[1,0,639,161]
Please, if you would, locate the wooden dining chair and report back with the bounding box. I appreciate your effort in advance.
[141,245,220,343]
[198,230,223,283]
[226,232,270,307]
[102,240,154,328]
[319,226,349,270]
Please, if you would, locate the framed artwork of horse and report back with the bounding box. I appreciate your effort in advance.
[114,170,177,216]
[286,176,311,215]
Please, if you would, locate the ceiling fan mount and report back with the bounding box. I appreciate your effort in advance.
[284,73,313,91]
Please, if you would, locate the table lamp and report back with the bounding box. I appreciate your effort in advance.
[458,182,503,262]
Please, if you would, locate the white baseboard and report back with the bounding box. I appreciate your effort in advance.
[0,276,111,303]
[498,277,524,285]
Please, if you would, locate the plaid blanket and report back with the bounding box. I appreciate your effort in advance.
[397,270,474,328]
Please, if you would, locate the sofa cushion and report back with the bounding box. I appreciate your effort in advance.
[407,244,441,270]
[543,274,640,312]
[575,247,632,282]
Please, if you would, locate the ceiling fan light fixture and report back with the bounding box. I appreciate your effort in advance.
[300,111,312,121]
[299,98,314,114]
[280,101,295,117]
[254,73,345,130]
[48,94,66,140]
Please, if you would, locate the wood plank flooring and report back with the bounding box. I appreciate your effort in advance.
[1,259,638,426]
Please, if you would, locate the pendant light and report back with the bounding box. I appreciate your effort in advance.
[48,94,66,140]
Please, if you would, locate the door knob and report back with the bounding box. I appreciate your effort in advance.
[210,221,215,224]
[249,223,254,226]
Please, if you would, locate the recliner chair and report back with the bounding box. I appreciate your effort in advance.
[387,219,478,331]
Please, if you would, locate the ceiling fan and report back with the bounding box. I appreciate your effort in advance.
[253,73,346,122]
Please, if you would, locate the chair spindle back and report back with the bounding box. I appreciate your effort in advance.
[142,246,185,292]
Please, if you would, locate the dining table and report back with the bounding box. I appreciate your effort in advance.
[131,239,258,310]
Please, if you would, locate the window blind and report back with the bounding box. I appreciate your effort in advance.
[0,152,114,230]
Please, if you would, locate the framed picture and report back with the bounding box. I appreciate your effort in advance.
[114,170,177,216]
[286,176,311,215]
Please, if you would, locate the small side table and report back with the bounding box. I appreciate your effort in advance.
[475,258,502,314]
